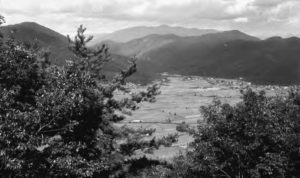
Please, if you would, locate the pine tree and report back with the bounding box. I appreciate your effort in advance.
[0,18,176,177]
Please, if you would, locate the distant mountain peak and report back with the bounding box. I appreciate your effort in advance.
[19,21,41,26]
[1,21,72,66]
[266,36,283,41]
[158,24,170,27]
[90,25,219,45]
[208,30,261,41]
[6,21,46,29]
[226,29,242,33]
[3,21,63,37]
[222,30,248,36]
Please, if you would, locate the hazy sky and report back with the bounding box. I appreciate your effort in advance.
[1,0,300,38]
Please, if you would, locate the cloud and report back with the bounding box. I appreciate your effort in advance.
[0,0,300,37]
[234,17,249,23]
[225,0,254,15]
[252,0,291,8]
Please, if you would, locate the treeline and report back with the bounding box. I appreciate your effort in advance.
[0,15,300,177]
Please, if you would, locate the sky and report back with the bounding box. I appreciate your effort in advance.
[1,0,300,38]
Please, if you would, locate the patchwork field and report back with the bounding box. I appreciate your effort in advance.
[116,75,289,160]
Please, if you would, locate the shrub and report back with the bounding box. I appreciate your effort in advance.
[171,89,300,178]
[176,121,190,132]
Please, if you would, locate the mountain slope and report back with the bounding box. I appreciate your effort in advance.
[0,22,154,84]
[96,30,260,58]
[90,25,218,44]
[139,33,300,85]
[1,22,73,65]
[95,34,181,58]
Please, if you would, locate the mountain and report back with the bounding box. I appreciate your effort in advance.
[137,32,300,85]
[0,22,155,84]
[95,30,259,58]
[90,25,218,45]
[0,22,73,65]
[102,54,160,84]
[94,34,181,58]
[2,22,300,85]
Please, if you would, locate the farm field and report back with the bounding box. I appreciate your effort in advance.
[116,75,288,160]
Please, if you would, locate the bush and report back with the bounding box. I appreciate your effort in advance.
[171,89,300,178]
[157,133,179,147]
[176,122,190,132]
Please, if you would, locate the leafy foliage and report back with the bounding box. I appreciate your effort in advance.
[156,133,179,147]
[0,20,176,177]
[124,157,172,178]
[170,89,300,178]
[176,121,190,133]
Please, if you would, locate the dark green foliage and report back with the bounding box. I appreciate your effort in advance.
[120,125,156,138]
[117,126,178,156]
[176,121,190,132]
[170,89,300,178]
[124,157,172,178]
[0,18,173,177]
[0,15,4,38]
[157,133,179,147]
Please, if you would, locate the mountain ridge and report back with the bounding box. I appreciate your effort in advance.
[1,21,299,85]
[0,21,73,65]
[90,24,219,45]
[138,35,300,85]
[95,30,260,59]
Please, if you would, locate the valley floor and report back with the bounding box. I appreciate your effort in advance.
[116,74,291,159]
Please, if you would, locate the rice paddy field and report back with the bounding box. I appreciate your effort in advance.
[115,74,289,160]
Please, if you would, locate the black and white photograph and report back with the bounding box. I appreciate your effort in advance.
[0,0,300,177]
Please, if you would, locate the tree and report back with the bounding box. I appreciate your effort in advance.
[170,89,300,178]
[176,121,190,132]
[0,19,176,177]
[0,15,4,39]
